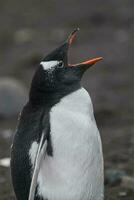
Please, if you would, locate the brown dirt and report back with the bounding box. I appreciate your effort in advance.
[0,0,134,199]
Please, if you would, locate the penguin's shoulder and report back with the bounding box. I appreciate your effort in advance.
[20,102,52,155]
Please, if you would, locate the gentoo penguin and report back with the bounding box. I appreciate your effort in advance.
[11,29,104,200]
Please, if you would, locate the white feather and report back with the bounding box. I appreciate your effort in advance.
[40,61,60,70]
[28,131,47,200]
[29,87,104,200]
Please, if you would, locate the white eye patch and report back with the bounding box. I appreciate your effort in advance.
[40,61,61,70]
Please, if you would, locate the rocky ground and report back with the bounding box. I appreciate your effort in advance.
[0,0,134,199]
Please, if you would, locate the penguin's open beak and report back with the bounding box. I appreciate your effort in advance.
[67,28,103,67]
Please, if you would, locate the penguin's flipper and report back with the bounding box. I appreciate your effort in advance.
[28,131,47,200]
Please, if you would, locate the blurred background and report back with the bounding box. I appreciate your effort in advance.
[0,0,134,199]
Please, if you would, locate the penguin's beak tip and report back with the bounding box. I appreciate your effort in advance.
[68,28,80,46]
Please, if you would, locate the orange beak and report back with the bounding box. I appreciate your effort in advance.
[68,28,103,67]
[71,57,103,67]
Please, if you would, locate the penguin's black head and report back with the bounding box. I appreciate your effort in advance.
[30,29,103,105]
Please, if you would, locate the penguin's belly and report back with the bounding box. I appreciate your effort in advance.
[30,88,104,200]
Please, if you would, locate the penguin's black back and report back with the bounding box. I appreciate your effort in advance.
[11,102,50,200]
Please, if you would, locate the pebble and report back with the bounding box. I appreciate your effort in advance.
[105,169,126,186]
[0,78,27,118]
[121,176,134,190]
[14,28,35,44]
[0,157,10,167]
[0,177,6,184]
[118,191,127,197]
[0,129,13,139]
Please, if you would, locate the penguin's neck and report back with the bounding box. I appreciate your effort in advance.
[29,83,81,108]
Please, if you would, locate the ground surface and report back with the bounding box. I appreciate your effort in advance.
[0,0,134,199]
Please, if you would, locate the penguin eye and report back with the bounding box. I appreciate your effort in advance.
[58,61,63,68]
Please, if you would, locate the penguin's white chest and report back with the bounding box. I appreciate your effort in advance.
[30,88,104,200]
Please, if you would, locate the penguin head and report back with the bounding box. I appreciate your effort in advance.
[30,29,103,104]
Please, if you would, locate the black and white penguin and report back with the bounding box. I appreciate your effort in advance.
[11,29,104,200]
